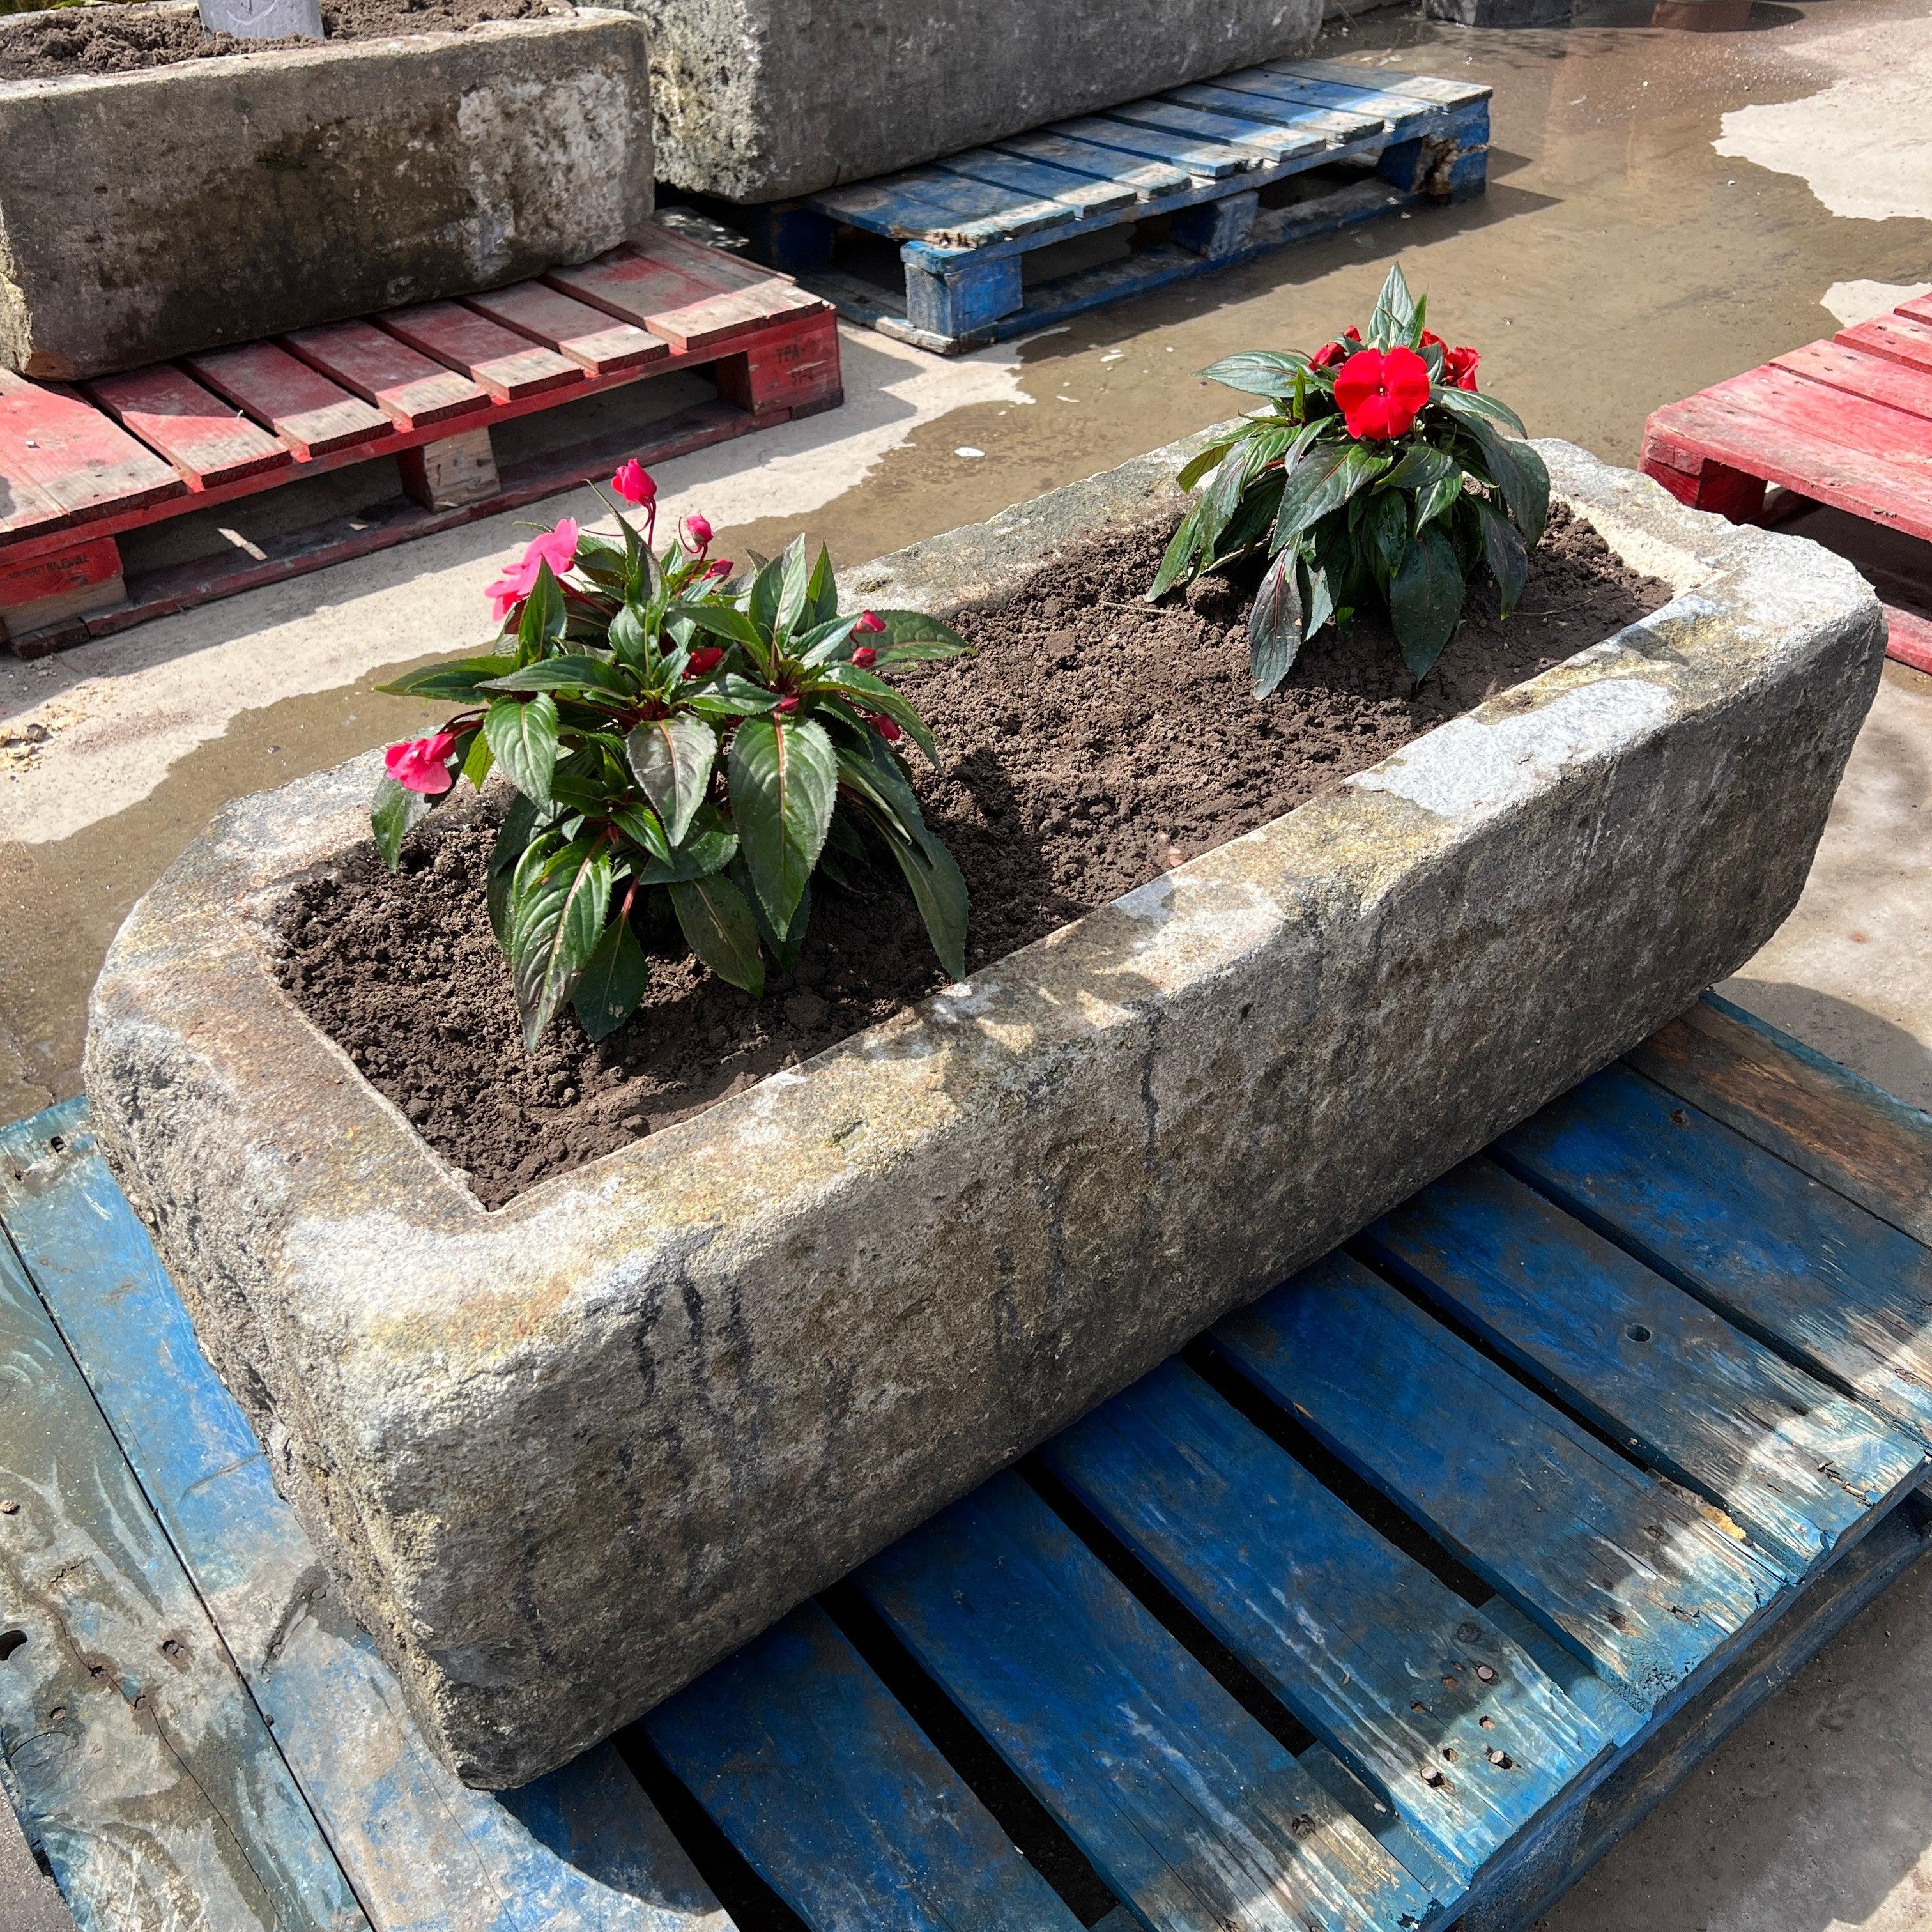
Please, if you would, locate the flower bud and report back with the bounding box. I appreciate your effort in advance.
[852,645,877,667]
[682,514,715,553]
[776,694,801,714]
[854,610,887,634]
[685,646,724,678]
[611,459,656,507]
[869,712,901,742]
[705,558,734,579]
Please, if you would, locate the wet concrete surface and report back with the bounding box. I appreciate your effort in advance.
[3,0,1931,1921]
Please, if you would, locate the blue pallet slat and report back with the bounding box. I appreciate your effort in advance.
[1361,1158,1927,1575]
[989,128,1197,199]
[933,148,1140,219]
[0,1105,728,1932]
[645,1602,1084,1932]
[1209,1257,1791,1723]
[1205,67,1450,126]
[1161,82,1385,146]
[1042,1361,1613,1880]
[1098,96,1330,162]
[1629,993,1932,1246]
[859,1473,1443,1932]
[1048,112,1261,179]
[812,172,1078,247]
[1496,1064,1932,1450]
[1266,60,1491,107]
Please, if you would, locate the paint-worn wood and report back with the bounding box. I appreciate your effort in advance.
[464,284,671,377]
[989,128,1195,197]
[0,533,125,635]
[284,321,491,431]
[1100,95,1330,163]
[815,171,1079,247]
[0,1196,368,1932]
[86,365,293,490]
[1496,1065,1932,1451]
[1629,995,1932,1246]
[861,1473,1441,1932]
[1162,82,1383,146]
[183,345,392,461]
[0,1105,733,1932]
[647,1602,1082,1932]
[0,370,186,530]
[1049,112,1261,178]
[1836,312,1932,375]
[935,148,1139,218]
[1887,602,1932,675]
[1211,1257,1788,1721]
[1772,339,1932,423]
[548,248,817,355]
[1363,1158,1926,1576]
[378,303,583,405]
[1043,1360,1612,1880]
[1268,59,1491,108]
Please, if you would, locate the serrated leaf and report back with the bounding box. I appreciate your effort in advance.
[376,654,518,702]
[482,653,631,696]
[636,804,739,885]
[1362,489,1411,585]
[1249,548,1305,699]
[1273,440,1384,552]
[773,535,813,638]
[1464,420,1550,547]
[747,550,786,639]
[1367,263,1421,351]
[870,610,967,652]
[517,560,567,661]
[371,775,431,870]
[685,675,781,720]
[1434,385,1529,438]
[670,873,765,995]
[802,543,839,627]
[1149,495,1211,602]
[572,915,650,1042]
[608,604,651,671]
[728,715,837,939]
[668,600,764,648]
[1389,526,1466,680]
[483,693,558,801]
[1379,445,1459,494]
[1177,433,1243,492]
[509,836,611,1049]
[608,799,671,864]
[810,666,939,767]
[625,712,717,846]
[1199,350,1310,397]
[874,815,969,982]
[1476,499,1529,619]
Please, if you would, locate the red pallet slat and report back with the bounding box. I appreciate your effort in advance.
[1899,296,1932,326]
[85,364,293,491]
[548,240,824,356]
[1835,314,1932,376]
[0,370,187,533]
[1887,604,1932,675]
[1773,339,1932,425]
[283,321,491,431]
[184,344,393,461]
[463,283,670,377]
[377,303,583,404]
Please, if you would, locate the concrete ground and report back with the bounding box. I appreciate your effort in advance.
[3,0,1931,1923]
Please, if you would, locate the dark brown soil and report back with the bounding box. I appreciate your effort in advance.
[0,0,569,82]
[273,507,1670,1206]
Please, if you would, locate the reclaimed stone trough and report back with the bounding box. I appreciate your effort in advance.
[0,5,654,379]
[86,438,1884,1789]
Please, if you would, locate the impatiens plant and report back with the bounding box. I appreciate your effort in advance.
[371,463,970,1048]
[1151,265,1551,689]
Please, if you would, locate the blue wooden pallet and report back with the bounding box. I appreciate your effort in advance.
[738,60,1491,352]
[4,991,1931,1932]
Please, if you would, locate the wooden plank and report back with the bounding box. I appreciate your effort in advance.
[1100,95,1331,162]
[0,1197,369,1932]
[1888,600,1932,674]
[0,369,187,527]
[934,146,1140,218]
[1210,1256,1789,1721]
[1163,82,1383,146]
[1268,59,1492,107]
[646,1602,1084,1932]
[1362,1158,1926,1575]
[816,169,1082,245]
[376,302,583,406]
[1042,1360,1612,1880]
[284,320,491,431]
[1629,995,1932,1247]
[1209,65,1459,126]
[183,344,392,461]
[1836,312,1932,375]
[1046,113,1262,180]
[464,282,671,377]
[859,1472,1443,1932]
[548,247,815,355]
[0,1104,733,1932]
[1496,1064,1932,1450]
[0,444,68,538]
[990,128,1195,198]
[1899,295,1932,326]
[1772,337,1932,425]
[84,364,293,491]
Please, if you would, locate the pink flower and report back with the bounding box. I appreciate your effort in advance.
[385,730,461,795]
[682,514,714,555]
[868,712,901,742]
[852,645,877,668]
[611,460,656,508]
[854,611,886,634]
[685,645,724,678]
[704,558,734,579]
[485,519,581,623]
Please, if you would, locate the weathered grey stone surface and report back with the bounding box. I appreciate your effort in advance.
[0,8,653,379]
[618,0,1322,203]
[86,439,1884,1790]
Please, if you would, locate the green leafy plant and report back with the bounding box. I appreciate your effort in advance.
[1151,265,1550,689]
[371,464,969,1049]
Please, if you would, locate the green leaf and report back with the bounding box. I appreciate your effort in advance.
[370,775,431,870]
[1416,470,1464,530]
[1248,547,1304,699]
[1433,385,1529,438]
[1362,489,1411,585]
[773,535,813,638]
[803,544,839,627]
[747,550,787,639]
[733,857,812,974]
[1302,557,1335,643]
[1273,440,1384,552]
[1177,433,1243,492]
[873,815,969,982]
[1198,350,1310,397]
[517,560,567,660]
[669,873,765,995]
[870,610,967,652]
[1389,526,1466,680]
[1476,500,1529,619]
[625,712,717,846]
[797,615,862,666]
[1367,263,1421,351]
[482,653,631,696]
[608,604,651,671]
[483,693,558,801]
[728,715,837,939]
[376,654,518,702]
[608,799,671,864]
[572,914,650,1042]
[685,675,781,719]
[635,804,739,884]
[668,601,765,649]
[1464,420,1550,547]
[1379,445,1459,495]
[486,797,542,946]
[810,665,939,767]
[509,836,612,1048]
[1149,495,1211,601]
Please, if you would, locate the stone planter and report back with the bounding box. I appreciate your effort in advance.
[0,6,654,379]
[626,0,1322,204]
[86,437,1883,1790]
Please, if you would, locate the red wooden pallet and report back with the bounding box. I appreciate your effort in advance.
[1641,295,1932,676]
[0,221,842,654]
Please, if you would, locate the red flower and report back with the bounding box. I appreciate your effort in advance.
[684,646,724,678]
[1310,325,1362,372]
[610,459,656,508]
[868,712,901,742]
[385,730,461,796]
[851,645,877,668]
[854,610,886,634]
[775,694,800,714]
[1332,348,1430,440]
[682,514,714,555]
[485,519,579,623]
[704,558,734,579]
[1420,330,1481,392]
